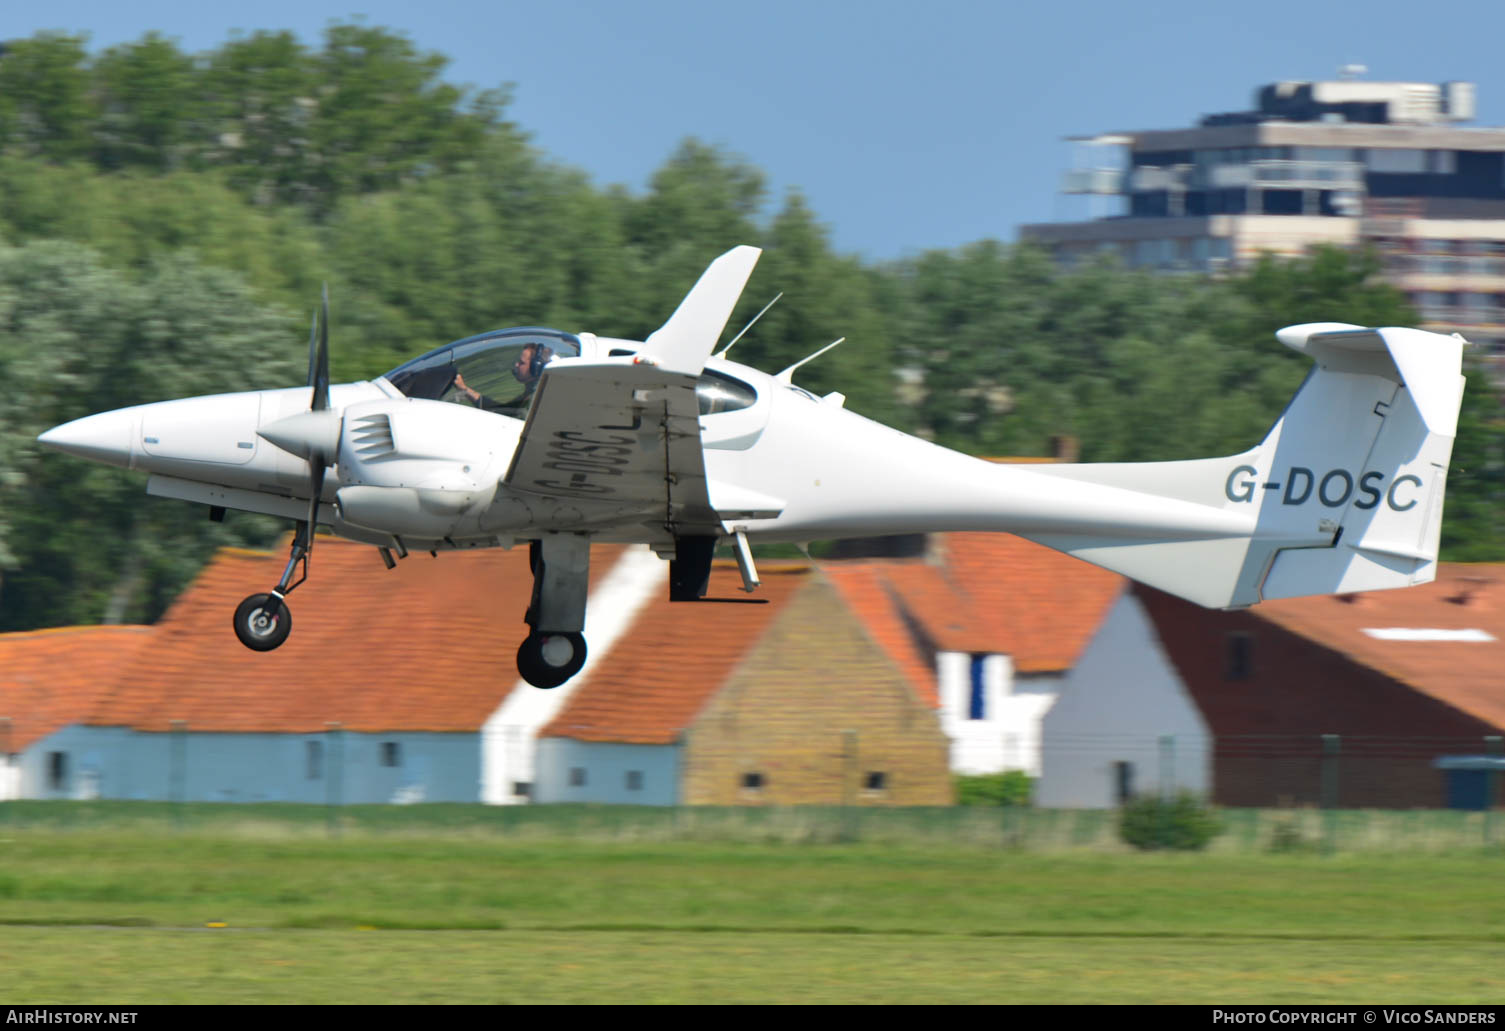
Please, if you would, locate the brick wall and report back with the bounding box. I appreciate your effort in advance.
[682,577,952,806]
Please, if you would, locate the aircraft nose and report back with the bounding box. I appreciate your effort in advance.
[36,408,137,469]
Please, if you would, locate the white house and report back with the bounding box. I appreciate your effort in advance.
[823,532,1124,778]
[1036,587,1212,808]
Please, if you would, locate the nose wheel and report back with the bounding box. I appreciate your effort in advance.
[516,631,587,689]
[233,592,293,651]
[232,518,312,652]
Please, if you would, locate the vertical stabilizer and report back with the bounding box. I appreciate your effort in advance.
[1022,324,1465,607]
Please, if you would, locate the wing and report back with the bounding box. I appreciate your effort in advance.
[502,357,720,534]
[502,245,762,536]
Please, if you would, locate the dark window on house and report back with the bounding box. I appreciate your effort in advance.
[626,770,644,792]
[47,751,67,791]
[306,741,323,780]
[512,781,532,799]
[1114,761,1135,805]
[742,772,765,790]
[1226,633,1254,680]
[569,767,587,787]
[380,741,401,768]
[865,772,887,791]
[968,655,987,720]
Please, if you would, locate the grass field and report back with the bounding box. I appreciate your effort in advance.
[1,804,1502,1003]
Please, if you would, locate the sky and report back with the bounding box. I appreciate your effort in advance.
[10,0,1505,261]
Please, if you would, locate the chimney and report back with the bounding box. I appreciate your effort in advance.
[1446,576,1494,608]
[1050,434,1079,463]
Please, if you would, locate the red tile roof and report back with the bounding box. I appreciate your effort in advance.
[539,562,812,744]
[822,563,944,707]
[935,533,1125,672]
[92,536,625,734]
[0,625,153,750]
[1250,563,1505,730]
[822,534,1124,689]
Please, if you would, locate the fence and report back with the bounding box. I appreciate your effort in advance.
[0,797,1501,854]
[1036,732,1504,811]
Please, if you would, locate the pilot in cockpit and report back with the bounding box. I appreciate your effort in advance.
[452,342,554,408]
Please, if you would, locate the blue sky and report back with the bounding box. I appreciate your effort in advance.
[10,0,1505,260]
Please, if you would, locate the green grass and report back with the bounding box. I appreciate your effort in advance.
[1,805,1501,1002]
[4,928,1502,1004]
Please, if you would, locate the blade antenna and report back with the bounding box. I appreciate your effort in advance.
[715,292,782,359]
[775,337,845,384]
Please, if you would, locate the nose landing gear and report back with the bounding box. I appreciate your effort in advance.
[232,520,311,652]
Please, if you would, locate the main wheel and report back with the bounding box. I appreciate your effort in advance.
[516,631,587,688]
[233,593,292,651]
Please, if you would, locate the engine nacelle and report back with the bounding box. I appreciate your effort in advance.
[332,396,520,538]
[335,484,489,537]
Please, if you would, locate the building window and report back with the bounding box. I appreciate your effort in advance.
[968,655,987,720]
[512,781,532,799]
[306,741,323,780]
[569,767,587,787]
[865,772,887,792]
[1226,633,1253,680]
[742,772,765,790]
[1368,149,1427,174]
[625,770,644,792]
[380,741,401,768]
[47,751,67,791]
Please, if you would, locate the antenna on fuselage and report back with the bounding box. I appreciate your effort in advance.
[776,338,845,384]
[715,292,783,359]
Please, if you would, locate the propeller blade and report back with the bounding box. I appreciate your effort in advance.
[311,284,331,412]
[305,308,319,390]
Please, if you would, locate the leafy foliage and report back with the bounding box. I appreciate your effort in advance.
[1118,792,1223,851]
[953,771,1033,807]
[0,243,298,627]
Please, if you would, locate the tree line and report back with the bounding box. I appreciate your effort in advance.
[0,23,1500,630]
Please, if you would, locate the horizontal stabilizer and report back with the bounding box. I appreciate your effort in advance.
[1276,323,1466,435]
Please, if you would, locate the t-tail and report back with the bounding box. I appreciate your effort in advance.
[1021,323,1466,608]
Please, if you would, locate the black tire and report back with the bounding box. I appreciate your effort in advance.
[233,593,292,651]
[516,631,587,688]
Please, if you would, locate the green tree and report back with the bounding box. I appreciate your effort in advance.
[0,243,300,628]
[1439,364,1505,560]
[302,23,502,214]
[0,33,93,162]
[89,33,204,172]
[200,30,316,205]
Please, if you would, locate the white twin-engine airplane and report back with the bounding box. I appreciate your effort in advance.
[38,246,1466,687]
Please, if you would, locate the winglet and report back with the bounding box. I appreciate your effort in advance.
[645,246,761,375]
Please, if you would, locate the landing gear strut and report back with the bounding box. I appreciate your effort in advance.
[518,534,591,688]
[232,520,312,651]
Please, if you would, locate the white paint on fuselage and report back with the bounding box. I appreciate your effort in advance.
[47,346,1256,553]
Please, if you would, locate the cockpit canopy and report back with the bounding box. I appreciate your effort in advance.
[382,327,582,415]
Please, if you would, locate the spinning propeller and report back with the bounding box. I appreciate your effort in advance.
[234,287,343,651]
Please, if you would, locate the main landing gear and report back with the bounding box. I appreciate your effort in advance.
[513,532,721,688]
[232,520,311,652]
[517,534,591,688]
